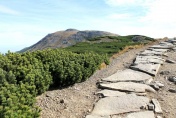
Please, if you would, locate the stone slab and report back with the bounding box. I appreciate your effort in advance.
[147,48,168,52]
[168,39,176,43]
[160,42,174,46]
[150,45,174,49]
[91,94,149,116]
[136,55,164,60]
[96,90,127,97]
[102,69,152,83]
[130,63,161,76]
[140,50,164,56]
[100,82,156,93]
[134,58,164,64]
[86,115,110,118]
[125,111,155,118]
[152,99,163,114]
[166,59,176,64]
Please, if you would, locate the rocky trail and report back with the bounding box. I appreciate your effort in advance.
[36,38,176,118]
[86,38,176,118]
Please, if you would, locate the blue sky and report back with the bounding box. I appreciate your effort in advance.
[0,0,176,53]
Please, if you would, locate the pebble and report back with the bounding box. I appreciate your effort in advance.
[168,76,176,82]
[160,71,170,75]
[148,103,155,110]
[150,84,160,91]
[168,88,176,93]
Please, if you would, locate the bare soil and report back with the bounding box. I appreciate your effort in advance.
[36,39,176,118]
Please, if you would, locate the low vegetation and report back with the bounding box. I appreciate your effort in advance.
[65,35,154,56]
[0,50,108,117]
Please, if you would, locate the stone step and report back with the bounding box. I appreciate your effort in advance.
[112,111,155,118]
[99,82,156,93]
[130,63,161,76]
[101,69,152,83]
[91,94,149,116]
[96,90,127,97]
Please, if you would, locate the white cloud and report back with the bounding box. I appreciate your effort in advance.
[140,0,176,24]
[105,0,136,6]
[104,0,154,6]
[0,5,20,15]
[107,13,131,19]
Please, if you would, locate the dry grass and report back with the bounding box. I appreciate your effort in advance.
[99,62,107,70]
[111,44,144,60]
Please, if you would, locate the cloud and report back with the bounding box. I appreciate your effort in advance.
[105,0,136,6]
[107,13,131,20]
[0,5,20,15]
[105,0,154,6]
[140,0,176,24]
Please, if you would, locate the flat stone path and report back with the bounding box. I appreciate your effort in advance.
[86,38,176,118]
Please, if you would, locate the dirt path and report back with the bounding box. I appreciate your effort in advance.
[36,39,171,118]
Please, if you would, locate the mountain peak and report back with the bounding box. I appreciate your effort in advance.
[19,29,118,52]
[65,28,79,32]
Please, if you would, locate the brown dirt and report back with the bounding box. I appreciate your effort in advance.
[36,39,175,118]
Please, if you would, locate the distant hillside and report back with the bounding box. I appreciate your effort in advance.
[19,29,118,52]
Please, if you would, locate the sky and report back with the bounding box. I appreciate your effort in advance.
[0,0,176,53]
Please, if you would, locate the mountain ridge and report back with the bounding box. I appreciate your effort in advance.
[19,29,118,52]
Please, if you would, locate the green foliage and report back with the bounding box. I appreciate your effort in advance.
[64,35,154,56]
[32,49,108,87]
[0,69,40,118]
[0,49,108,117]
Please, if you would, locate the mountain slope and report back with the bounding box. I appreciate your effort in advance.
[20,29,118,52]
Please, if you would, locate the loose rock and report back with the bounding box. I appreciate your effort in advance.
[168,88,176,93]
[150,84,160,91]
[166,59,176,64]
[152,99,163,114]
[168,76,176,82]
[148,104,155,110]
[160,71,170,75]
